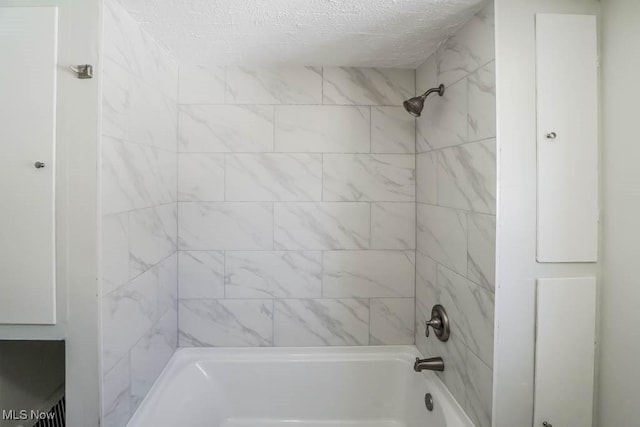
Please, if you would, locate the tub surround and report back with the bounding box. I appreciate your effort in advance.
[100,1,179,426]
[176,65,418,348]
[415,3,496,427]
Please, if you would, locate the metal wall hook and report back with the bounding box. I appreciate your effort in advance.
[69,64,93,79]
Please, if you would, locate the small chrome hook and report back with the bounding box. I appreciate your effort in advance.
[70,64,93,79]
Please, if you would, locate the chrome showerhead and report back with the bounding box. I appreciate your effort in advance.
[403,84,445,117]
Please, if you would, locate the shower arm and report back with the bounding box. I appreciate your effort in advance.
[419,84,445,100]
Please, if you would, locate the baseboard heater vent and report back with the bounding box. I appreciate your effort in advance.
[33,396,65,427]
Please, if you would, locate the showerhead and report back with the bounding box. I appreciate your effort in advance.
[403,84,445,117]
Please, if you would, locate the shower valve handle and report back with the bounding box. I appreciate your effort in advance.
[424,305,450,342]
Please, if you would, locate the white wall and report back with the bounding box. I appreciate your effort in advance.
[493,0,600,425]
[598,0,640,425]
[0,0,101,425]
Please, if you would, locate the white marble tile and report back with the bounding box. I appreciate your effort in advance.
[371,202,416,250]
[178,65,225,104]
[468,61,496,142]
[102,59,132,142]
[323,154,415,202]
[415,253,438,311]
[102,355,130,427]
[370,298,415,345]
[225,251,322,298]
[102,136,177,215]
[436,2,495,86]
[178,202,273,250]
[416,54,438,95]
[467,214,496,292]
[437,139,496,214]
[179,105,273,153]
[178,251,225,299]
[102,213,130,294]
[157,253,178,318]
[178,153,225,201]
[322,67,414,105]
[419,79,467,150]
[226,66,322,104]
[417,152,437,204]
[102,267,158,373]
[103,0,142,76]
[274,202,370,250]
[129,76,178,151]
[274,105,370,153]
[129,204,177,277]
[465,349,493,427]
[371,106,415,154]
[274,299,369,346]
[130,308,176,411]
[179,299,273,347]
[437,265,494,367]
[226,154,322,201]
[323,251,415,298]
[417,204,467,275]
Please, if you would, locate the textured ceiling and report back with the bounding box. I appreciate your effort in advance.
[116,0,486,68]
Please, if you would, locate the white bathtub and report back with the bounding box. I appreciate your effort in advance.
[127,346,474,427]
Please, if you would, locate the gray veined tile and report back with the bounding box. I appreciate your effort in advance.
[178,251,225,299]
[323,154,415,202]
[178,299,273,347]
[437,139,496,214]
[274,202,370,250]
[416,54,438,96]
[273,299,369,346]
[322,67,414,105]
[468,61,496,142]
[156,253,178,318]
[417,204,467,276]
[225,251,322,299]
[226,66,322,104]
[130,308,176,411]
[226,153,322,201]
[178,65,225,104]
[274,105,370,153]
[465,349,493,427]
[437,265,494,367]
[370,298,415,345]
[102,213,130,295]
[436,2,495,87]
[419,78,467,150]
[129,204,177,277]
[102,355,130,427]
[178,105,273,153]
[371,202,416,250]
[178,202,273,250]
[323,251,415,298]
[371,106,416,154]
[178,153,225,202]
[415,253,438,312]
[467,213,496,292]
[102,267,158,373]
[416,152,437,204]
[102,136,177,215]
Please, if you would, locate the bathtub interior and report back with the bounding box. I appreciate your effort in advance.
[127,347,472,427]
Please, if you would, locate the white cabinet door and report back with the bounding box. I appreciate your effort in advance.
[536,14,598,262]
[0,7,58,324]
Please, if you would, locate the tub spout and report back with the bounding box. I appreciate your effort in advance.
[414,357,445,372]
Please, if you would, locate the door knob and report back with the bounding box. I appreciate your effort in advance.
[34,161,46,169]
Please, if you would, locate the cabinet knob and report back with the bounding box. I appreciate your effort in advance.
[545,132,557,140]
[34,161,46,169]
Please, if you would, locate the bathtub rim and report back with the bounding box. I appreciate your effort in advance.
[127,345,475,427]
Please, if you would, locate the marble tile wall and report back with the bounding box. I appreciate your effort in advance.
[176,65,417,349]
[414,2,495,427]
[100,1,178,427]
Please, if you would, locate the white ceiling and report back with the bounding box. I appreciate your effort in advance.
[117,0,486,69]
